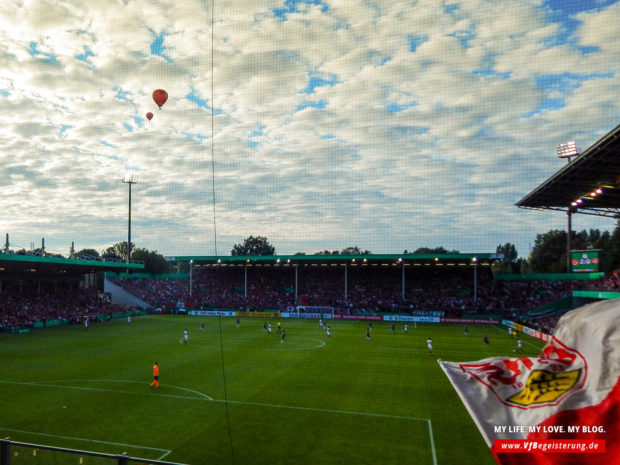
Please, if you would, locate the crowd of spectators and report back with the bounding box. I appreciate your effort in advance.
[109,266,587,319]
[0,281,125,330]
[4,267,615,332]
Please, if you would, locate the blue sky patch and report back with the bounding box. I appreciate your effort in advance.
[520,71,614,117]
[58,125,72,139]
[408,34,428,52]
[297,99,327,111]
[386,101,417,113]
[544,0,619,15]
[150,30,172,63]
[535,72,613,93]
[443,4,460,15]
[472,53,511,79]
[248,125,265,149]
[28,42,59,65]
[273,0,329,20]
[368,50,391,67]
[0,90,9,97]
[183,132,208,142]
[76,48,94,64]
[302,72,338,94]
[123,123,133,132]
[449,28,476,49]
[114,87,131,102]
[540,0,618,51]
[186,88,223,115]
[522,98,566,118]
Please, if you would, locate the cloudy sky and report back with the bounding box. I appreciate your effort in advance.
[1,0,619,258]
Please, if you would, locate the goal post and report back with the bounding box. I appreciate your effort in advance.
[295,305,335,319]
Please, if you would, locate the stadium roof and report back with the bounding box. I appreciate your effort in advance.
[0,253,144,276]
[516,124,620,218]
[166,253,502,267]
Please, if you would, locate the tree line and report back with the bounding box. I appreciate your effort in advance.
[8,221,620,275]
[229,227,620,275]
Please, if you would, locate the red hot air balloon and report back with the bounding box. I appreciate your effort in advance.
[152,89,168,109]
[146,112,153,121]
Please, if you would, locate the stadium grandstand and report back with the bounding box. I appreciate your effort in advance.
[0,242,144,333]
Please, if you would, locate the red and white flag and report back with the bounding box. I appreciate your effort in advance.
[439,298,620,464]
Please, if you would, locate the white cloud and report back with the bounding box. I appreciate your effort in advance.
[0,0,618,258]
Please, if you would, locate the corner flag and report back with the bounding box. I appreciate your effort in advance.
[439,299,619,464]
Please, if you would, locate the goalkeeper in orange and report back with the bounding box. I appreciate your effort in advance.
[150,362,159,388]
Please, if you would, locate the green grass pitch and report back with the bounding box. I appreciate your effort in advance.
[0,315,545,465]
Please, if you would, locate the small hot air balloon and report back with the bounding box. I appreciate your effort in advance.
[146,112,153,121]
[152,89,168,109]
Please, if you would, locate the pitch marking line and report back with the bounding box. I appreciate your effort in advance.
[0,379,438,465]
[0,427,172,461]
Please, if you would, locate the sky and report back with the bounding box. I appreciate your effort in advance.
[1,0,620,259]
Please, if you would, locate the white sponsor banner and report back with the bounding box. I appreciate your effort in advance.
[383,315,440,323]
[281,312,332,319]
[188,310,236,317]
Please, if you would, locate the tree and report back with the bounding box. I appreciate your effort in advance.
[413,246,460,254]
[529,230,591,273]
[231,236,275,256]
[131,248,169,274]
[340,246,372,255]
[315,250,340,255]
[603,221,620,271]
[76,248,100,259]
[493,243,519,273]
[101,241,134,260]
[529,228,615,273]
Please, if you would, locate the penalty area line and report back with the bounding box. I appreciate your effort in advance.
[1,380,437,464]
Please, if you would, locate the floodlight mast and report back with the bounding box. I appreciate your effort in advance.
[122,173,138,266]
[556,141,579,271]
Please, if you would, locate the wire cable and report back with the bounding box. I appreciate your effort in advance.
[210,1,233,463]
[218,315,236,465]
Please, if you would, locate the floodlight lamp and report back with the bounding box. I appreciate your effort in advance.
[571,202,578,207]
[122,173,138,183]
[596,188,603,194]
[472,257,478,263]
[556,141,579,159]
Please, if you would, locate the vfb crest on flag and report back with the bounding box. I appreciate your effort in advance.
[458,341,586,409]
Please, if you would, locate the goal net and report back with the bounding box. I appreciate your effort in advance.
[295,305,335,319]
